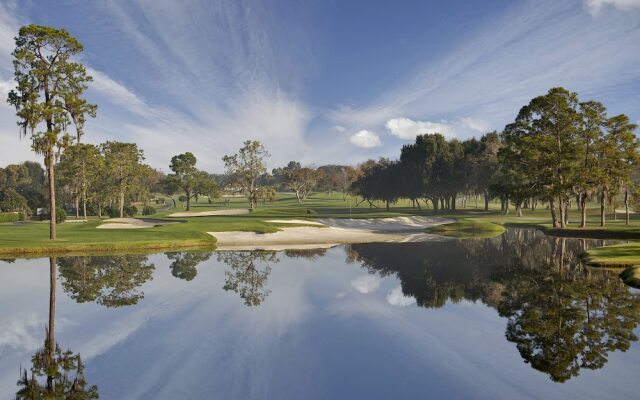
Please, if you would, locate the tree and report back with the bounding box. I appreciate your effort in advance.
[222,140,270,210]
[599,114,639,226]
[101,141,145,218]
[501,88,581,227]
[7,25,96,239]
[169,152,198,211]
[574,101,607,227]
[0,187,29,214]
[57,143,102,219]
[282,162,319,203]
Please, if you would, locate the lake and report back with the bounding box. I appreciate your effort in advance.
[1,228,639,399]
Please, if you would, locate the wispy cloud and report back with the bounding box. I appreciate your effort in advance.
[329,0,640,141]
[584,0,640,15]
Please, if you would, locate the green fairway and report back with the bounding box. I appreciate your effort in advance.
[1,192,639,262]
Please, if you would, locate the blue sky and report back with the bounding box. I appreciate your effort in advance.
[0,0,639,171]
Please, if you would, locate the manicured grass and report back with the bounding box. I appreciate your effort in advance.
[582,243,640,267]
[427,218,505,239]
[1,192,640,262]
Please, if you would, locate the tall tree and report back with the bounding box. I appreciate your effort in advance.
[7,25,96,239]
[58,143,102,219]
[101,141,145,218]
[599,114,639,226]
[222,140,269,210]
[169,152,198,211]
[501,87,581,228]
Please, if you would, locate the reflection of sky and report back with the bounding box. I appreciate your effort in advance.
[0,249,639,399]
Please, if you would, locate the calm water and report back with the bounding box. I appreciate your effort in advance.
[1,228,639,399]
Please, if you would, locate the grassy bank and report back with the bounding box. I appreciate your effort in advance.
[1,192,639,262]
[427,218,505,238]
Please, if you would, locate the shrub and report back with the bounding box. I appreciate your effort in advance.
[39,207,66,223]
[124,205,138,217]
[0,212,22,223]
[178,195,187,203]
[142,205,156,215]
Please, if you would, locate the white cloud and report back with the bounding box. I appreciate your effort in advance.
[385,117,457,139]
[385,117,488,140]
[349,130,381,148]
[350,275,381,294]
[386,286,416,307]
[585,0,640,16]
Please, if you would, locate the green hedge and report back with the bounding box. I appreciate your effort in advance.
[0,212,24,223]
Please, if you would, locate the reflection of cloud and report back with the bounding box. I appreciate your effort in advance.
[350,275,381,294]
[386,286,416,307]
[0,313,41,351]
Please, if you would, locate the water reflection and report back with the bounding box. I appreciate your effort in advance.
[166,251,213,281]
[217,251,278,306]
[16,258,98,398]
[346,230,640,382]
[57,255,155,307]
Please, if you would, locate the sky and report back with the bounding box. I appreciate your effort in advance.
[0,0,639,172]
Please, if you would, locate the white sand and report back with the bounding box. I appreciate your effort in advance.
[210,216,453,250]
[265,219,326,226]
[169,209,250,217]
[97,218,176,229]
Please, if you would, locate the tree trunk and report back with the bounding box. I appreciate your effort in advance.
[83,193,87,220]
[295,190,301,204]
[48,256,57,362]
[579,193,587,228]
[186,189,191,211]
[558,197,566,228]
[451,195,456,211]
[550,198,558,228]
[484,191,490,211]
[119,189,125,218]
[47,153,57,240]
[600,190,606,227]
[75,194,80,219]
[625,187,630,225]
[432,198,438,212]
[386,200,390,211]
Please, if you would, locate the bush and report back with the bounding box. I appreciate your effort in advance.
[39,207,66,223]
[178,195,187,202]
[142,205,157,215]
[124,205,138,217]
[0,212,22,223]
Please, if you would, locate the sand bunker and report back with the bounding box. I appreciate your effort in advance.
[265,219,325,226]
[169,209,250,217]
[210,216,453,250]
[97,218,177,229]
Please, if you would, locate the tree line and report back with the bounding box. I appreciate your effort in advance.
[349,87,639,228]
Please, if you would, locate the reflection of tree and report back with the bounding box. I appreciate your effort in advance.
[347,230,640,382]
[166,251,213,281]
[217,251,277,306]
[283,248,327,260]
[496,238,640,382]
[58,255,155,307]
[16,257,98,398]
